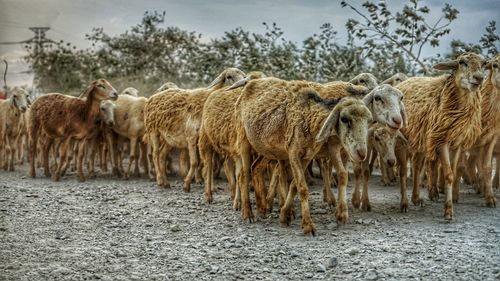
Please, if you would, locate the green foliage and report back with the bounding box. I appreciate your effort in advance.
[24,2,499,94]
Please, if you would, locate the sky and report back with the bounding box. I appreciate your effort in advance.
[0,0,499,87]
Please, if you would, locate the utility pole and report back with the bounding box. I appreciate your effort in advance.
[0,27,56,88]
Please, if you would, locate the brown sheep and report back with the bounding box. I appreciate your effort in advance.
[0,87,29,171]
[396,52,486,220]
[154,82,179,93]
[349,72,378,90]
[234,77,372,235]
[199,71,267,211]
[382,73,409,86]
[352,123,409,212]
[144,68,246,190]
[28,79,118,181]
[105,95,149,179]
[464,54,500,207]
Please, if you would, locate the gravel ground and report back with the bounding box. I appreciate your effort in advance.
[1,163,499,281]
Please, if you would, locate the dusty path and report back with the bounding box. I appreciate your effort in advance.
[0,164,499,281]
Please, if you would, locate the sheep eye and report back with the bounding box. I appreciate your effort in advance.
[493,63,499,69]
[374,136,380,142]
[227,75,233,80]
[395,78,400,82]
[459,60,467,66]
[374,96,382,102]
[359,79,365,83]
[98,84,106,89]
[340,117,349,123]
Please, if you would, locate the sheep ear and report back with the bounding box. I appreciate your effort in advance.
[316,106,340,143]
[362,90,374,110]
[381,77,393,85]
[484,61,492,69]
[433,60,458,71]
[79,84,94,98]
[207,72,225,89]
[226,77,248,91]
[399,100,407,128]
[397,131,408,144]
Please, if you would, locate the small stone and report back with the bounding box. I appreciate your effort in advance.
[347,247,359,255]
[356,219,364,224]
[365,269,378,280]
[327,257,338,268]
[170,224,181,232]
[291,251,299,258]
[305,272,314,278]
[317,264,326,272]
[210,265,219,274]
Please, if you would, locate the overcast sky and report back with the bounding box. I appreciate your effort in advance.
[0,0,499,87]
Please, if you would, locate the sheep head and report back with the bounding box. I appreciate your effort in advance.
[381,73,408,86]
[99,100,116,127]
[349,73,378,91]
[316,97,372,162]
[83,79,118,101]
[121,87,139,97]
[370,125,399,167]
[226,71,266,91]
[362,84,406,130]
[155,82,179,93]
[434,52,487,92]
[9,87,29,113]
[485,54,500,89]
[207,68,246,89]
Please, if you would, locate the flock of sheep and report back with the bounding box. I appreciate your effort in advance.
[0,52,498,235]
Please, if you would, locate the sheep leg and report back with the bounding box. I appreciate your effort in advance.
[493,154,499,190]
[0,137,5,170]
[368,150,378,176]
[199,133,214,203]
[396,142,408,212]
[361,161,372,212]
[178,148,189,178]
[250,156,269,217]
[223,157,236,202]
[321,158,336,208]
[183,137,199,193]
[277,160,290,211]
[482,138,497,207]
[106,132,122,178]
[133,141,140,177]
[5,134,14,171]
[28,124,39,177]
[411,153,424,206]
[467,152,480,193]
[53,138,70,182]
[451,148,461,204]
[427,159,439,202]
[266,162,279,212]
[42,138,54,178]
[75,139,87,182]
[331,146,349,225]
[233,158,242,211]
[238,141,255,223]
[438,144,454,220]
[125,137,138,179]
[88,138,99,178]
[140,142,148,178]
[156,141,171,188]
[352,163,362,209]
[288,155,315,235]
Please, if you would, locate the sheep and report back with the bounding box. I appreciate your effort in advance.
[234,77,372,235]
[28,79,118,181]
[396,52,486,220]
[120,87,139,97]
[349,72,379,90]
[352,123,409,212]
[494,139,499,190]
[144,68,246,190]
[199,71,266,211]
[463,54,499,207]
[155,82,179,93]
[315,84,407,207]
[105,94,149,179]
[76,100,117,180]
[382,73,409,86]
[0,87,29,171]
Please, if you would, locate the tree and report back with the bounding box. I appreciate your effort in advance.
[341,0,459,74]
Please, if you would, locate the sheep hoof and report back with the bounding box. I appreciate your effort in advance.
[351,196,361,209]
[52,174,60,182]
[77,176,86,182]
[205,192,213,204]
[412,196,423,207]
[485,195,496,208]
[444,201,453,220]
[400,199,408,213]
[361,201,371,212]
[233,200,241,211]
[335,202,349,225]
[183,182,191,193]
[8,166,14,172]
[302,222,317,236]
[428,187,439,202]
[242,207,254,223]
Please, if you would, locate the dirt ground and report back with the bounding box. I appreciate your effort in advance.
[0,162,499,281]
